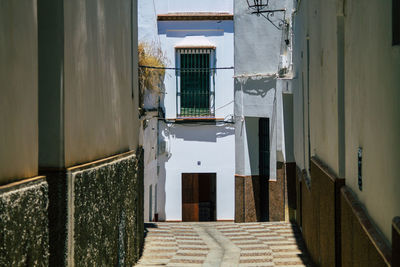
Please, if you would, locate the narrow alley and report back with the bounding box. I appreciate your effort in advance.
[136,222,312,266]
[1,0,399,266]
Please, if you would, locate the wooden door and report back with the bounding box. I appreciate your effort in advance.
[182,173,216,222]
[259,118,270,221]
[182,173,199,221]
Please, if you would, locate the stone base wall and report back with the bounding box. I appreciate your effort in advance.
[393,217,400,267]
[270,162,285,221]
[46,149,144,266]
[291,157,394,267]
[235,175,262,222]
[234,162,286,223]
[0,177,49,266]
[298,158,345,267]
[341,187,391,267]
[70,149,144,266]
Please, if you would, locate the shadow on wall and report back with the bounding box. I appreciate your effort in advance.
[172,123,234,142]
[157,21,234,37]
[234,76,276,97]
[156,153,167,221]
[245,117,259,176]
[155,122,235,221]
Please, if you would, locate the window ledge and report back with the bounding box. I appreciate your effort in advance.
[157,12,234,21]
[168,117,224,123]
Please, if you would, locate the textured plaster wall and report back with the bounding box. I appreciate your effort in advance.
[138,0,159,44]
[234,77,281,180]
[64,0,139,167]
[292,0,341,175]
[234,0,292,75]
[39,0,139,169]
[0,178,49,266]
[70,150,144,266]
[152,0,233,14]
[292,2,307,171]
[344,0,400,242]
[293,0,400,243]
[155,20,234,119]
[142,115,159,222]
[0,1,38,184]
[234,0,293,180]
[139,0,235,221]
[158,123,235,221]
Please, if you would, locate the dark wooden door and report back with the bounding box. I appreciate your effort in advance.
[182,173,216,222]
[182,173,199,221]
[259,118,270,221]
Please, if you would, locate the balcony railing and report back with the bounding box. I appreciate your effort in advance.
[179,86,214,117]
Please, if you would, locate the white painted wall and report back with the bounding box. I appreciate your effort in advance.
[234,0,294,180]
[153,0,233,14]
[157,20,234,119]
[343,0,400,243]
[141,114,159,222]
[292,0,342,175]
[139,0,235,220]
[159,123,235,221]
[234,0,293,75]
[292,0,400,243]
[0,1,38,184]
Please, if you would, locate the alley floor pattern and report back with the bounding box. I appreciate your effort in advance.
[135,222,312,267]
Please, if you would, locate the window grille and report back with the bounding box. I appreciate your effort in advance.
[176,48,215,118]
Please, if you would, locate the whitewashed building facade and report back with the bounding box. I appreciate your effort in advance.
[139,0,235,222]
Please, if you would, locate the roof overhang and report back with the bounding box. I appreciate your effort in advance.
[157,12,234,21]
[174,36,216,49]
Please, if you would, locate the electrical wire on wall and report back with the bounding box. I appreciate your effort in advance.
[139,65,235,71]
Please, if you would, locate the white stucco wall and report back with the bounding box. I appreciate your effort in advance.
[159,123,235,221]
[292,0,343,175]
[153,0,233,14]
[234,0,293,179]
[234,0,293,75]
[138,0,159,44]
[139,0,235,221]
[292,1,307,171]
[343,0,400,243]
[157,20,234,119]
[234,77,280,179]
[0,1,38,184]
[142,114,159,222]
[292,0,400,243]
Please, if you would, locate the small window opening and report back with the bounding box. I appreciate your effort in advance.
[176,48,215,118]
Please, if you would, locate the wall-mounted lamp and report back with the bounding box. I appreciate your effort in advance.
[246,0,288,30]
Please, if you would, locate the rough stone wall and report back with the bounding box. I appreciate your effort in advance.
[0,177,49,266]
[72,149,144,266]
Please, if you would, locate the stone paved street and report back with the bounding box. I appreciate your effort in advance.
[135,222,312,267]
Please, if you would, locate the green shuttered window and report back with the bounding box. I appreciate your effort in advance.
[177,49,215,117]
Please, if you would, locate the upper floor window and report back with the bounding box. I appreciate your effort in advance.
[176,48,215,118]
[394,0,399,45]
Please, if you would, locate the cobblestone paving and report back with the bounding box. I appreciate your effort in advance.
[135,222,312,267]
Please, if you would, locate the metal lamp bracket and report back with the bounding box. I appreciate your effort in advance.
[246,0,288,30]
